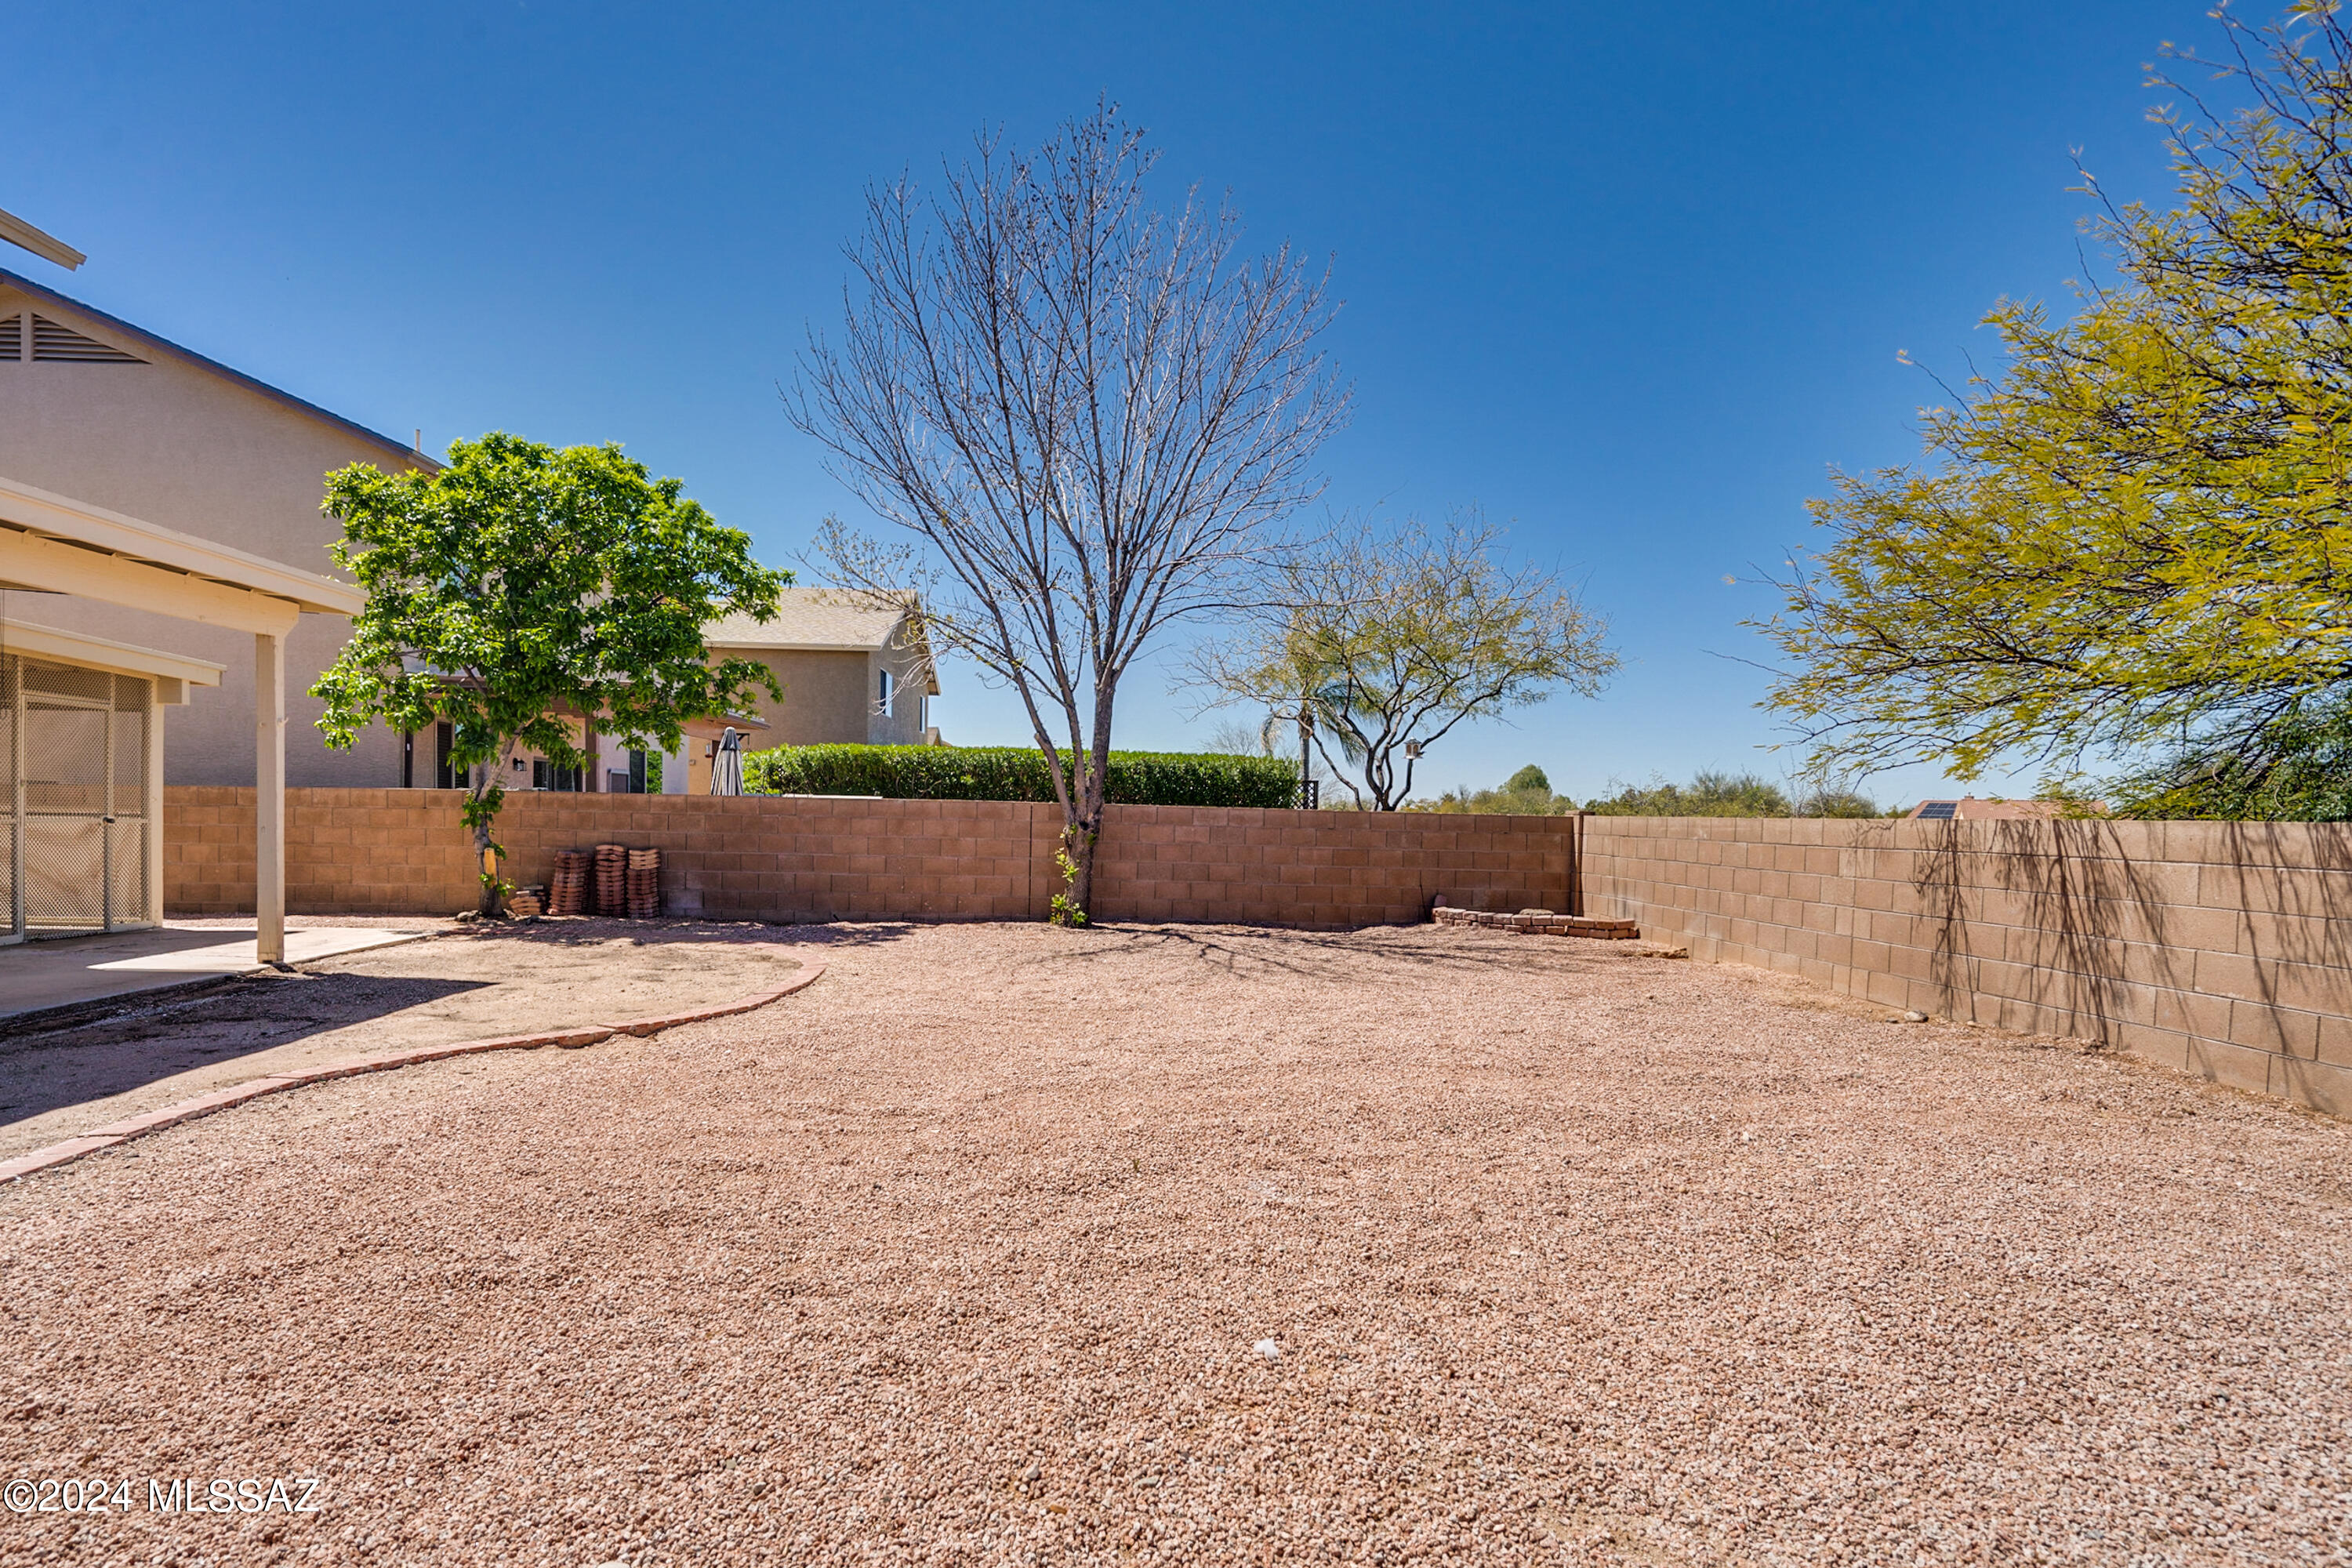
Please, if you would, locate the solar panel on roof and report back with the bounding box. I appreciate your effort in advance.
[1918,800,1959,820]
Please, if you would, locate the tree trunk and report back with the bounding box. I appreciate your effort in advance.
[1051,705,1115,925]
[472,806,500,917]
[464,753,506,918]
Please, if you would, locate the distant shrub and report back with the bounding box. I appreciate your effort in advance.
[1408,761,1576,816]
[1583,770,1795,818]
[743,744,1302,808]
[1793,788,1883,818]
[2104,694,2352,821]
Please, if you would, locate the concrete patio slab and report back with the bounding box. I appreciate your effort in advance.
[0,924,429,1022]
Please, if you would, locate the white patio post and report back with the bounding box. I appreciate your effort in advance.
[255,630,285,964]
[144,676,165,926]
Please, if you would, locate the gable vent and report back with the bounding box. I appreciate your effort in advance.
[0,313,18,360]
[31,314,144,363]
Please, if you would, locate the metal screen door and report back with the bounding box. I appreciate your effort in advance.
[2,655,153,942]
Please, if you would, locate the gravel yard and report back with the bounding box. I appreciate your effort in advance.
[0,920,809,1163]
[1,920,2346,1567]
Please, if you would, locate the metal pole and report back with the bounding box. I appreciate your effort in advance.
[1299,704,1312,811]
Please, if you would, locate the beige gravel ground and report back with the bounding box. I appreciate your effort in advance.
[0,920,2347,1568]
[0,920,809,1162]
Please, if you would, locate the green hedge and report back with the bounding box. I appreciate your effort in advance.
[743,744,1303,808]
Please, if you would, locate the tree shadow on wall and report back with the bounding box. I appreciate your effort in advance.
[1911,817,2352,1043]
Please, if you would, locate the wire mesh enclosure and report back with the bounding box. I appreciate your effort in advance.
[2,654,155,942]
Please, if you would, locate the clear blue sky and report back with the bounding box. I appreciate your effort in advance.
[7,0,2225,805]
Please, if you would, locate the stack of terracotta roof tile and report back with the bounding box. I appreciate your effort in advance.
[548,851,591,916]
[506,884,544,920]
[593,844,628,916]
[626,848,662,919]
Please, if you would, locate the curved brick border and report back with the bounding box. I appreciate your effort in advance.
[0,954,829,1186]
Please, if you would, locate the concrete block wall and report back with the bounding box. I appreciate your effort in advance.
[165,788,1051,923]
[1091,805,1574,927]
[1580,815,2352,1116]
[164,790,1576,931]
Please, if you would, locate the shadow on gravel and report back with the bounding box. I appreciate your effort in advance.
[431,918,920,952]
[0,972,489,1130]
[1034,924,1620,982]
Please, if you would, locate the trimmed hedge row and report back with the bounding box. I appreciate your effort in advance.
[743,744,1304,808]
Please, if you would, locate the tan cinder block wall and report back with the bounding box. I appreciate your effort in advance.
[165,791,1575,931]
[1090,805,1574,927]
[1580,815,2352,1116]
[166,788,1051,923]
[166,786,479,916]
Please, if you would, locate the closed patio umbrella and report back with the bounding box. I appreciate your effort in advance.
[710,726,744,796]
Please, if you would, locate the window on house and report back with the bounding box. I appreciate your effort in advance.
[532,759,583,792]
[434,722,456,789]
[878,668,892,711]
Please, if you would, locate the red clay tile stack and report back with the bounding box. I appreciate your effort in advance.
[593,844,628,915]
[626,848,662,919]
[549,850,591,916]
[506,884,545,919]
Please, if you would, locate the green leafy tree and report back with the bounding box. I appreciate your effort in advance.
[1191,512,1617,810]
[312,434,789,913]
[1757,7,2352,804]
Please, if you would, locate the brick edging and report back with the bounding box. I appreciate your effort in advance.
[0,954,829,1186]
[1434,907,1639,938]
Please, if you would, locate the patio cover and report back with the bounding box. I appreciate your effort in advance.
[0,473,361,962]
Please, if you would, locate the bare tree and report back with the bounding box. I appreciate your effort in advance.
[791,103,1345,921]
[1189,512,1617,810]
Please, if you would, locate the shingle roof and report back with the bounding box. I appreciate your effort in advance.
[705,587,911,652]
[706,587,939,696]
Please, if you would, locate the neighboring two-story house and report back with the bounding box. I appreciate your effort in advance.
[704,588,940,748]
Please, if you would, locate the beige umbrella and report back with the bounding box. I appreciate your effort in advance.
[710,727,745,797]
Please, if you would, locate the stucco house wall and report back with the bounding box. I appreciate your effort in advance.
[0,272,433,787]
[707,590,937,748]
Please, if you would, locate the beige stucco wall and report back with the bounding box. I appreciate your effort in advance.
[0,285,429,786]
[720,638,931,747]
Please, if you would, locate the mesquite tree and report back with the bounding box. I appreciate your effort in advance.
[791,103,1345,921]
[1758,7,2352,792]
[1189,513,1617,810]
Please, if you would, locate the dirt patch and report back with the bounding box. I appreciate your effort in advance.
[0,918,806,1160]
[1,920,2345,1566]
